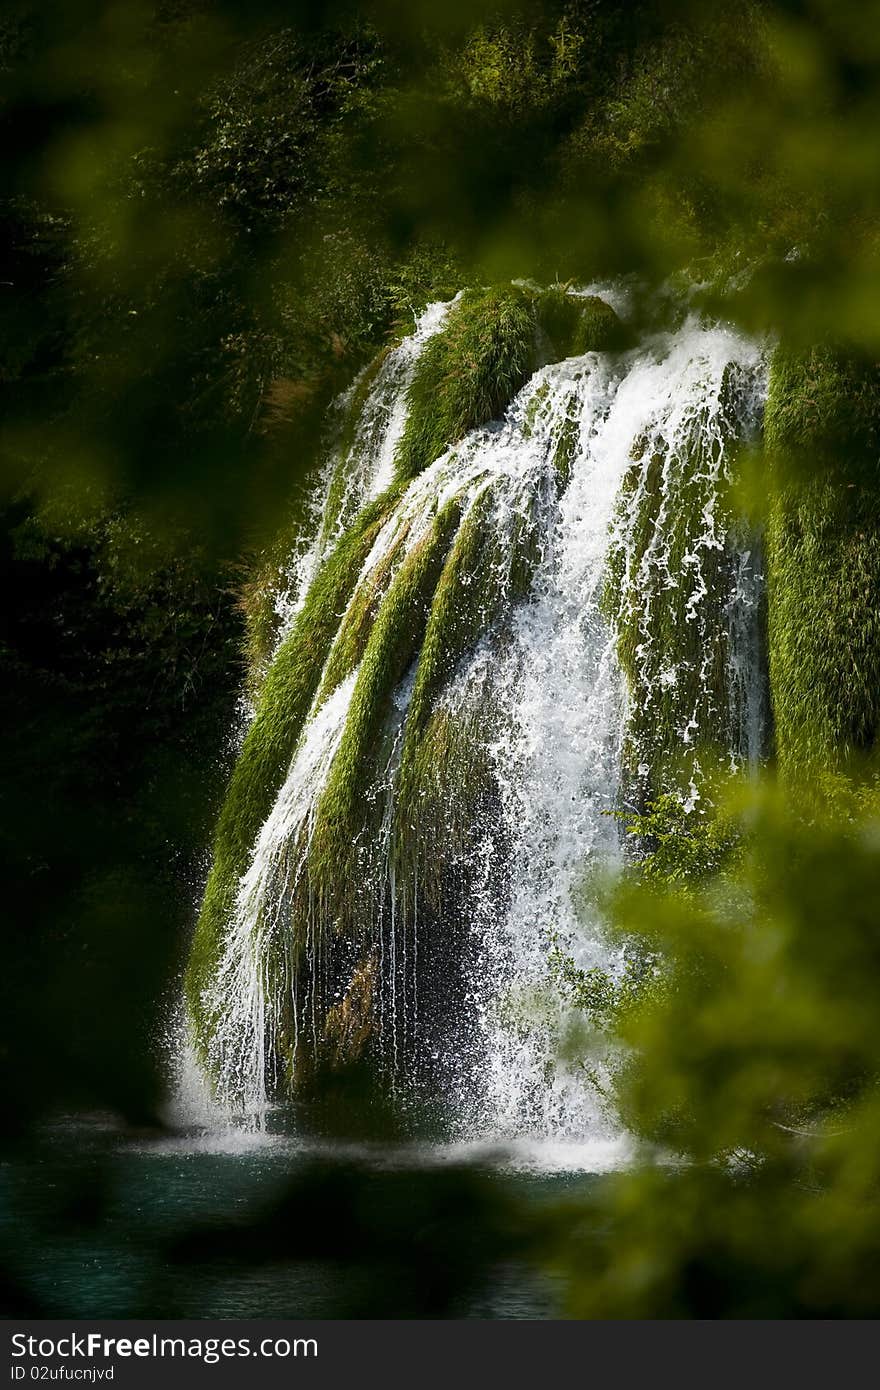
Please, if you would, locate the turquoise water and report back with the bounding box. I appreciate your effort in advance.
[1,1118,620,1319]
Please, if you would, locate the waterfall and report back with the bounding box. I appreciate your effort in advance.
[462,322,767,1136]
[187,288,768,1136]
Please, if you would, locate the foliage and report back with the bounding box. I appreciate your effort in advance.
[765,346,880,775]
[549,776,880,1316]
[448,16,588,114]
[8,0,880,560]
[0,502,241,1129]
[615,792,742,887]
[551,793,739,1036]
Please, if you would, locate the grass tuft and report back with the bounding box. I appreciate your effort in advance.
[395,286,539,481]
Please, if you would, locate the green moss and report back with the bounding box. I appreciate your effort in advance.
[238,560,286,695]
[572,295,627,354]
[535,288,625,358]
[764,346,880,477]
[396,701,498,907]
[403,478,544,741]
[394,488,502,890]
[395,286,539,481]
[508,484,548,594]
[522,380,550,438]
[185,483,402,1055]
[552,410,580,489]
[522,377,583,487]
[393,482,542,898]
[305,495,464,923]
[604,376,744,805]
[765,346,880,777]
[315,519,413,705]
[403,486,503,727]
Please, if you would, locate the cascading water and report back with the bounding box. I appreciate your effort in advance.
[185,288,768,1139]
[266,297,458,663]
[464,323,767,1137]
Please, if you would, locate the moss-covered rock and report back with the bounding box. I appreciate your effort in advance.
[394,485,512,898]
[394,286,539,481]
[306,495,465,924]
[315,518,413,705]
[392,283,619,485]
[323,953,377,1067]
[603,366,750,805]
[765,345,880,776]
[404,485,507,726]
[535,288,626,359]
[185,483,403,1050]
[239,285,619,698]
[764,347,880,474]
[398,701,500,910]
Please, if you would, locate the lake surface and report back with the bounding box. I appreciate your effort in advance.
[1,1116,627,1319]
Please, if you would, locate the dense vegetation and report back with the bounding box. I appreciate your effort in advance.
[4,0,880,1318]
